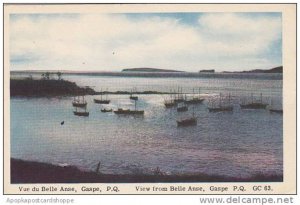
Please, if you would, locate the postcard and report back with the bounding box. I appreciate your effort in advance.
[3,3,296,195]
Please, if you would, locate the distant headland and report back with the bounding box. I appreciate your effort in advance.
[223,66,283,74]
[10,78,96,97]
[122,67,184,72]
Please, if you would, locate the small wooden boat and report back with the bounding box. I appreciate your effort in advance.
[174,86,184,103]
[73,107,89,117]
[177,117,197,127]
[164,89,177,108]
[114,100,144,115]
[208,106,233,112]
[73,111,89,116]
[184,88,204,104]
[208,93,233,113]
[184,98,204,104]
[114,108,144,115]
[269,109,283,114]
[177,104,197,127]
[240,93,268,110]
[101,108,113,112]
[177,103,188,112]
[240,103,268,109]
[72,96,87,107]
[94,89,111,104]
[129,88,138,100]
[130,96,138,100]
[94,99,110,104]
[268,98,283,114]
[164,100,176,108]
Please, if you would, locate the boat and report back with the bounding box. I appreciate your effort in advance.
[101,108,113,112]
[164,89,177,108]
[240,93,268,109]
[268,98,283,114]
[73,107,89,117]
[72,96,87,108]
[164,100,176,108]
[177,116,197,126]
[208,93,233,112]
[208,106,233,112]
[94,89,110,104]
[114,108,144,115]
[184,88,204,104]
[129,88,138,100]
[130,95,138,101]
[174,87,184,103]
[114,99,144,115]
[177,106,197,127]
[185,98,204,104]
[269,109,283,114]
[177,102,188,112]
[94,99,110,104]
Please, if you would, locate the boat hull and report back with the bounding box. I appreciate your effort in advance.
[94,99,110,104]
[101,109,113,112]
[177,118,197,127]
[184,98,204,104]
[130,96,138,100]
[240,103,268,109]
[72,102,87,108]
[269,109,283,114]
[177,106,188,112]
[164,102,176,108]
[114,109,144,115]
[208,106,233,112]
[73,111,89,117]
[174,99,184,103]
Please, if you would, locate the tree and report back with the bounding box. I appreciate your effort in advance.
[57,72,62,80]
[45,72,50,80]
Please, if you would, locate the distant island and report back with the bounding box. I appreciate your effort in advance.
[122,67,184,72]
[223,66,283,74]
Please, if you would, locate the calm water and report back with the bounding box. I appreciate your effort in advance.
[11,74,283,177]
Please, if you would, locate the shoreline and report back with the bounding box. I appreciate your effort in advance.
[10,78,96,97]
[11,158,283,183]
[10,78,204,97]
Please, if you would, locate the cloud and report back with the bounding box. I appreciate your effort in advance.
[9,13,282,72]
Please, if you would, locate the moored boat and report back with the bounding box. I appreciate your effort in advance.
[207,93,233,113]
[94,99,110,104]
[114,98,144,115]
[269,109,283,114]
[240,93,268,110]
[94,89,111,104]
[177,103,188,112]
[114,108,144,115]
[101,108,113,112]
[72,96,87,107]
[73,107,89,117]
[177,116,197,127]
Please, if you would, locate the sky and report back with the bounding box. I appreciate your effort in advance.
[9,12,282,72]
